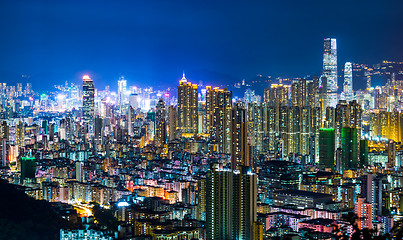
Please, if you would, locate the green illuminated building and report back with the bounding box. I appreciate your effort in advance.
[21,157,36,179]
[319,128,335,169]
[360,139,368,167]
[341,127,358,171]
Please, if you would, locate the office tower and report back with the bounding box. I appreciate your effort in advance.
[155,99,167,147]
[118,76,127,113]
[177,74,198,137]
[205,86,232,153]
[323,38,338,108]
[82,75,95,130]
[343,62,354,102]
[231,102,249,170]
[206,165,257,240]
[355,197,373,230]
[168,106,177,141]
[319,128,335,169]
[21,157,36,180]
[341,127,358,172]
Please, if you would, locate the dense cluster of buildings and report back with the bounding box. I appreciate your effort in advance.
[1,38,403,239]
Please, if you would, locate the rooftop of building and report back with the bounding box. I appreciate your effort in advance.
[274,189,333,198]
[300,218,335,226]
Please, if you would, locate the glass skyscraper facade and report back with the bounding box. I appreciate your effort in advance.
[344,62,353,101]
[82,75,95,132]
[323,38,338,108]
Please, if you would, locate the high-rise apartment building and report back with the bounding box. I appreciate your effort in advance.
[341,127,358,172]
[231,102,249,170]
[319,128,335,169]
[247,103,264,153]
[290,78,307,107]
[177,74,198,137]
[262,104,276,151]
[205,86,232,153]
[265,84,288,109]
[355,197,373,230]
[206,165,257,240]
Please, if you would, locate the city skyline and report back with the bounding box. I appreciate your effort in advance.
[2,1,403,239]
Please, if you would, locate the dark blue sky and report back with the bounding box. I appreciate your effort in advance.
[1,0,403,90]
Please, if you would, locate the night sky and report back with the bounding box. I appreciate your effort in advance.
[1,0,403,90]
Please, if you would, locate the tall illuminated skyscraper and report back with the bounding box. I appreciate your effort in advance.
[343,62,353,102]
[82,75,95,130]
[155,98,167,147]
[290,78,307,107]
[323,38,338,108]
[341,127,358,171]
[177,73,198,137]
[206,165,257,240]
[206,86,232,153]
[247,102,263,153]
[231,102,249,170]
[16,121,24,147]
[118,76,127,113]
[168,105,177,141]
